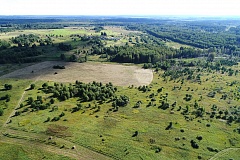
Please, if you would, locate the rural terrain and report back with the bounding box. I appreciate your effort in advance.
[0,16,240,160]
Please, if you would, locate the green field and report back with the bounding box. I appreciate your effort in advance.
[0,21,240,160]
[0,142,73,160]
[1,62,239,159]
[165,41,195,49]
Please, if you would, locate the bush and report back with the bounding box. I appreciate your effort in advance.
[207,147,218,152]
[191,140,199,149]
[42,83,48,89]
[133,101,142,108]
[53,65,65,69]
[159,101,169,110]
[165,122,173,130]
[0,94,11,102]
[155,146,162,153]
[30,84,35,90]
[183,94,193,101]
[59,112,65,117]
[19,103,24,109]
[207,91,216,98]
[132,131,138,137]
[115,95,129,107]
[51,116,60,122]
[4,84,12,90]
[50,98,55,104]
[0,108,3,116]
[45,117,50,122]
[196,136,203,141]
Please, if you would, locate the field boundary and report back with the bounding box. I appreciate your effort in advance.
[209,147,240,160]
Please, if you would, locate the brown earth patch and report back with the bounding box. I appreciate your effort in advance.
[0,61,153,86]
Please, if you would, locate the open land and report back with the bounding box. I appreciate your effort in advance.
[0,16,240,160]
[0,61,153,86]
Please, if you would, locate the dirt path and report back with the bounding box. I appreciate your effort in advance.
[0,72,114,160]
[3,76,40,127]
[209,147,240,160]
[0,132,112,160]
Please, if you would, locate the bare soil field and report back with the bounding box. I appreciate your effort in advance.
[104,26,142,35]
[0,61,153,86]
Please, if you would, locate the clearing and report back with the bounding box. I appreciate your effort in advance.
[0,61,153,86]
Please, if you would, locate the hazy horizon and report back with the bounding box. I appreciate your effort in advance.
[1,0,240,16]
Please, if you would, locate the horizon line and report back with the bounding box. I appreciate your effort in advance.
[1,14,240,18]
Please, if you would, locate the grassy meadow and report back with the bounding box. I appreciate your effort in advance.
[0,25,240,160]
[1,62,239,159]
[0,142,73,160]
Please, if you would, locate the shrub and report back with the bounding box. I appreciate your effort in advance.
[59,112,65,117]
[207,147,218,152]
[19,103,24,109]
[51,116,60,122]
[190,140,199,149]
[50,98,55,104]
[155,146,162,153]
[159,101,169,110]
[196,136,203,141]
[53,65,65,69]
[115,95,129,107]
[165,122,173,130]
[4,84,12,90]
[30,84,35,90]
[207,91,216,98]
[0,108,3,116]
[132,131,138,137]
[14,111,20,116]
[133,101,142,108]
[183,94,193,101]
[42,83,48,89]
[45,117,50,122]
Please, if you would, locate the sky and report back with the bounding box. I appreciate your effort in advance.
[0,0,240,16]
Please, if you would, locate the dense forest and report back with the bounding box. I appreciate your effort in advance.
[0,16,240,65]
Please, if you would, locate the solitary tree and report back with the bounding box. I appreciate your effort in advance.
[207,53,215,62]
[4,84,12,90]
[30,84,35,90]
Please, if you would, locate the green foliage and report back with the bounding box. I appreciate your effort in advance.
[27,97,34,105]
[30,84,35,90]
[0,107,3,116]
[11,34,39,46]
[114,95,129,107]
[207,53,215,62]
[0,142,72,160]
[159,101,169,110]
[0,40,11,50]
[207,147,219,152]
[53,65,65,69]
[4,84,12,90]
[43,81,116,102]
[191,140,199,149]
[184,94,193,101]
[0,46,42,63]
[165,122,173,130]
[58,43,72,51]
[60,53,66,60]
[0,94,11,102]
[207,91,216,98]
[42,83,48,89]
